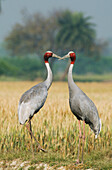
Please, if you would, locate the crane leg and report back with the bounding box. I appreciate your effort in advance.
[76,120,82,164]
[81,120,85,164]
[27,119,34,153]
[25,119,47,153]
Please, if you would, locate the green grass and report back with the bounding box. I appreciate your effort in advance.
[73,73,112,82]
[0,146,112,169]
[85,147,112,169]
[0,75,22,81]
[1,73,112,82]
[55,73,112,82]
[0,124,112,169]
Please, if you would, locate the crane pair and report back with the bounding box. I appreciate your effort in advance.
[18,51,101,164]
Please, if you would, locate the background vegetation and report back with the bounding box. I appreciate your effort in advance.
[0,10,111,81]
[0,55,112,81]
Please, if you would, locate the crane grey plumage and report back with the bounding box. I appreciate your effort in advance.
[61,51,101,164]
[18,51,61,152]
[68,64,101,138]
[18,82,48,125]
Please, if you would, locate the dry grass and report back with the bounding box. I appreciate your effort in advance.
[0,81,112,158]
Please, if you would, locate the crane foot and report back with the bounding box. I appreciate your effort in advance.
[38,145,47,153]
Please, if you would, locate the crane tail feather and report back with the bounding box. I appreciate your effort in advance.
[95,118,101,139]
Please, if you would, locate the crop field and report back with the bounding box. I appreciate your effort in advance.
[0,81,112,169]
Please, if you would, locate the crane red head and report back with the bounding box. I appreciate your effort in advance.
[60,51,76,64]
[44,51,61,63]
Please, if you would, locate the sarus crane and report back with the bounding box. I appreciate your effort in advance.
[18,51,61,152]
[61,51,101,164]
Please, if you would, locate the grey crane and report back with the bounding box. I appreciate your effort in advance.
[61,51,101,164]
[18,51,61,152]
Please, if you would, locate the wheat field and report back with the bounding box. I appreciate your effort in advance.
[0,81,112,158]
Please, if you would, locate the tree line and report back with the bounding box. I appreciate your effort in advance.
[0,55,112,81]
[0,10,108,80]
[5,10,105,58]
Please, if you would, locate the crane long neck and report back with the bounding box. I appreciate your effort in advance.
[68,64,78,91]
[44,62,53,90]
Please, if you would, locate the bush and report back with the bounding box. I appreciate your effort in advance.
[0,56,44,80]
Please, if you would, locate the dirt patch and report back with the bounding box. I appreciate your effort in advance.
[0,159,66,170]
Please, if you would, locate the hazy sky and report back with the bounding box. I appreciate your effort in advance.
[0,0,112,43]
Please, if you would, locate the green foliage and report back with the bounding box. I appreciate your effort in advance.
[56,10,96,55]
[0,59,18,76]
[74,55,112,74]
[0,55,112,81]
[5,12,59,57]
[4,10,103,58]
[4,9,108,82]
[0,132,112,169]
[0,56,44,80]
[54,55,112,80]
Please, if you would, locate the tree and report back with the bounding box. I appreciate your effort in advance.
[5,11,61,67]
[56,10,96,55]
[5,10,97,58]
[56,10,101,80]
[5,13,47,56]
[5,10,107,81]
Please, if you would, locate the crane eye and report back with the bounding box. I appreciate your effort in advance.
[70,53,73,57]
[71,53,75,57]
[46,52,52,57]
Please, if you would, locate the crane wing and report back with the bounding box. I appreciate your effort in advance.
[70,90,100,134]
[18,83,48,124]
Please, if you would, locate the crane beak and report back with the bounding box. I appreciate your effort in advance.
[52,53,61,59]
[59,54,70,60]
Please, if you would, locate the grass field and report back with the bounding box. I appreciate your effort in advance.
[0,81,112,169]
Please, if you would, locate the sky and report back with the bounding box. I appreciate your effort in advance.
[0,0,112,43]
